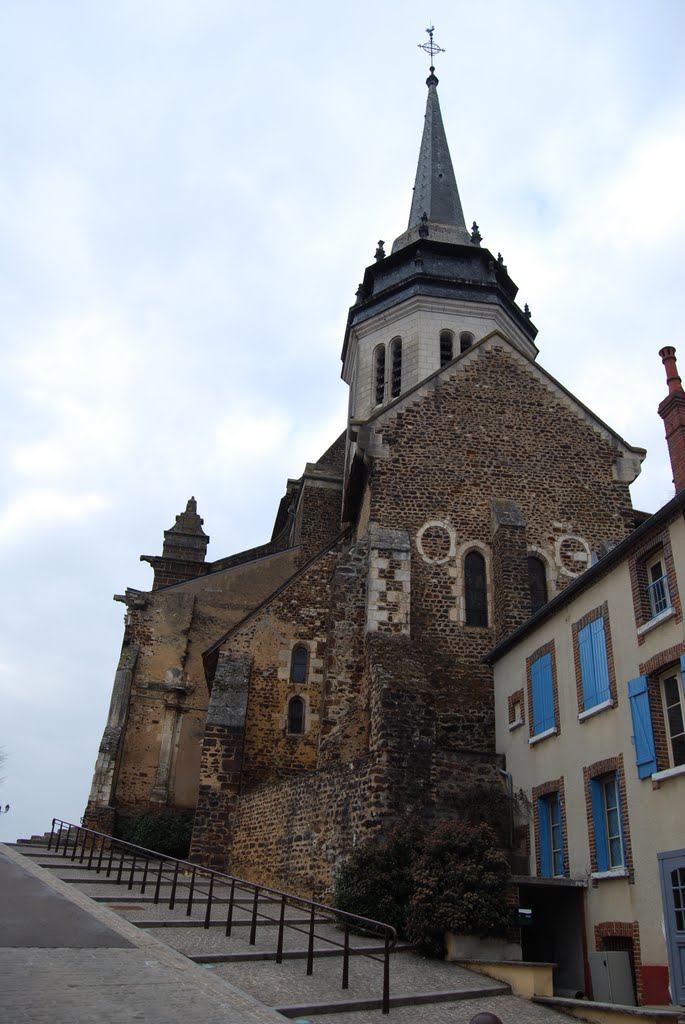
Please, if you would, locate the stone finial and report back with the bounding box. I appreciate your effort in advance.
[524,304,531,319]
[374,240,386,261]
[497,252,504,264]
[471,221,482,245]
[186,496,197,514]
[418,212,429,238]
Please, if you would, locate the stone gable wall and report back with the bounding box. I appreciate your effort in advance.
[218,549,340,787]
[356,346,635,752]
[86,547,300,825]
[292,480,343,560]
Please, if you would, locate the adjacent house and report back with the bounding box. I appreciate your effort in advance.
[487,347,685,1006]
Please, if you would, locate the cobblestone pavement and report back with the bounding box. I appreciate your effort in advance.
[205,949,507,1010]
[302,994,579,1024]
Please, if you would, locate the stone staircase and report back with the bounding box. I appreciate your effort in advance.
[9,830,522,1022]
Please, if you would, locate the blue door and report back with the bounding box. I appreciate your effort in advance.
[659,849,685,1005]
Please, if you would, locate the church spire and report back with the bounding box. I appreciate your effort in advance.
[392,29,472,252]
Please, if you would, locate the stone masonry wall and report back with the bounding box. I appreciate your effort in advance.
[219,549,340,787]
[86,547,300,826]
[491,499,533,643]
[317,538,371,766]
[292,477,344,561]
[229,753,388,898]
[190,652,251,870]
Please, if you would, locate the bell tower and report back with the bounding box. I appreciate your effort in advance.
[341,39,538,426]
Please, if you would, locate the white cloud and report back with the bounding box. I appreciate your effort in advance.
[0,489,106,544]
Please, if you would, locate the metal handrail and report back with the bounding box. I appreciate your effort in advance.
[48,818,396,1013]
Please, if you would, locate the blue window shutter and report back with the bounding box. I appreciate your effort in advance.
[679,654,685,677]
[532,653,554,733]
[531,657,544,733]
[538,798,551,877]
[590,617,611,704]
[578,623,597,708]
[540,654,554,730]
[590,778,608,871]
[628,675,657,779]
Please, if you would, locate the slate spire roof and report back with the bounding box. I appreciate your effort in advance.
[392,70,472,252]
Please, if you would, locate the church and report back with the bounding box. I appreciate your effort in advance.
[85,57,646,903]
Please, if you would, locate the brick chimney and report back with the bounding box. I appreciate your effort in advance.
[658,347,685,494]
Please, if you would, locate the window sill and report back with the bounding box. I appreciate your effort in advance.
[509,719,524,732]
[637,605,675,637]
[591,868,629,880]
[528,726,558,746]
[652,763,685,784]
[578,698,614,722]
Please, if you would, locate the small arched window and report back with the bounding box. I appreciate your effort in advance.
[290,644,308,684]
[287,696,305,735]
[528,556,548,615]
[460,331,474,353]
[465,550,488,627]
[374,345,386,405]
[390,338,402,398]
[440,330,454,367]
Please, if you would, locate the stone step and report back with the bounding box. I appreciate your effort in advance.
[188,945,403,964]
[134,916,329,930]
[274,984,510,1017]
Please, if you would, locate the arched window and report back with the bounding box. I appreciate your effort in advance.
[374,345,386,405]
[290,644,308,684]
[528,556,548,615]
[287,696,305,735]
[460,331,474,353]
[465,550,488,626]
[390,338,402,398]
[440,330,454,367]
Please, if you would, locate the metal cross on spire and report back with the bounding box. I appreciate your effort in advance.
[417,25,445,72]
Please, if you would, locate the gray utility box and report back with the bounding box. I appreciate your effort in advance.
[588,951,636,1005]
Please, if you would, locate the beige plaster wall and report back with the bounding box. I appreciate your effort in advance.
[494,514,685,971]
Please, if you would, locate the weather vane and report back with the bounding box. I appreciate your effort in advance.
[418,25,445,71]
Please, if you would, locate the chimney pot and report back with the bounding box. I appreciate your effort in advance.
[659,346,683,394]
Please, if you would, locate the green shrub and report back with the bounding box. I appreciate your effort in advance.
[333,817,513,958]
[332,818,427,935]
[407,821,512,957]
[116,810,194,859]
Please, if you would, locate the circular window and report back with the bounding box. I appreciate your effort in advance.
[416,520,456,564]
[555,535,591,577]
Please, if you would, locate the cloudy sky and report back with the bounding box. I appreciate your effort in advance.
[1,1,684,844]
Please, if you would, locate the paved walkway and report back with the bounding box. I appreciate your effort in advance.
[0,843,286,1024]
